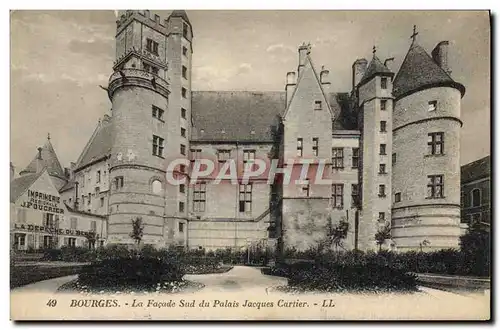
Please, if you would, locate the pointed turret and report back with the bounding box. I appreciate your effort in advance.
[358,46,393,87]
[170,10,190,25]
[393,31,465,100]
[19,134,65,179]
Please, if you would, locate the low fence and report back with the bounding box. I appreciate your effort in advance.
[415,273,490,291]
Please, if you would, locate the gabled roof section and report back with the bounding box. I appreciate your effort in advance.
[74,115,112,171]
[283,55,334,119]
[461,155,491,184]
[10,169,45,203]
[358,55,393,86]
[393,43,465,99]
[19,136,65,179]
[191,91,285,142]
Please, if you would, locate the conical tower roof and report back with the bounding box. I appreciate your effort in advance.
[19,134,65,179]
[359,54,392,86]
[393,42,465,99]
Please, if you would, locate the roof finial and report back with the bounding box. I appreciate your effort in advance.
[47,132,50,141]
[410,24,418,45]
[372,45,377,55]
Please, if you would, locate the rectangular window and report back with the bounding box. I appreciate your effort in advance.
[332,148,344,169]
[379,185,386,197]
[179,222,184,233]
[297,138,303,157]
[395,192,401,203]
[180,184,185,193]
[182,66,188,79]
[239,184,252,213]
[91,221,97,232]
[88,193,91,205]
[427,175,444,198]
[392,153,396,165]
[181,87,187,98]
[352,147,359,168]
[380,121,387,132]
[428,132,444,155]
[243,150,256,171]
[312,138,319,156]
[183,22,188,38]
[179,201,185,213]
[152,105,165,121]
[43,236,54,249]
[181,108,187,119]
[380,144,386,155]
[96,170,101,183]
[381,99,387,110]
[193,183,206,212]
[379,164,386,174]
[332,184,344,209]
[143,62,159,75]
[70,217,78,230]
[428,100,437,111]
[314,100,322,110]
[351,184,359,208]
[381,77,388,89]
[180,144,186,156]
[146,38,159,55]
[378,212,386,222]
[100,197,104,208]
[181,127,186,138]
[114,176,124,189]
[153,135,164,157]
[302,184,310,197]
[190,148,202,162]
[217,149,231,163]
[43,213,55,228]
[182,46,188,56]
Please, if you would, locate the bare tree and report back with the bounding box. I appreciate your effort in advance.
[325,216,350,252]
[375,223,392,252]
[130,217,144,248]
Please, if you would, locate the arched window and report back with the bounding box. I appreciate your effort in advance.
[471,189,481,207]
[151,179,163,195]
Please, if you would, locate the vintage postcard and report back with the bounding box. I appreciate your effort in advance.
[10,10,491,320]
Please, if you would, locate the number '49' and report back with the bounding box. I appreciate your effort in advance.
[46,299,57,307]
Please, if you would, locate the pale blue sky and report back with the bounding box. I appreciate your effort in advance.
[10,10,490,171]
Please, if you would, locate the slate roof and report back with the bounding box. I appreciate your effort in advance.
[75,115,112,171]
[191,91,285,142]
[64,203,107,219]
[461,155,491,184]
[59,180,76,193]
[10,170,44,203]
[393,43,465,99]
[19,138,65,179]
[170,10,190,24]
[359,55,393,86]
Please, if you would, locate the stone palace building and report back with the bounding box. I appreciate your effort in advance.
[11,10,466,253]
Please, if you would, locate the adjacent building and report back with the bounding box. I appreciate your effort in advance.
[461,155,491,226]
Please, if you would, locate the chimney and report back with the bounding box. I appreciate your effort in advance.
[285,72,296,107]
[352,58,368,90]
[10,162,15,181]
[320,66,331,94]
[37,147,43,160]
[431,41,451,75]
[297,43,310,76]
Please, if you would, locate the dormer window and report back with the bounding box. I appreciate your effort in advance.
[314,100,322,110]
[428,100,437,112]
[381,77,388,89]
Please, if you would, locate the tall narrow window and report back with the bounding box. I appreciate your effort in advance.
[193,183,206,212]
[428,132,444,155]
[100,197,104,207]
[351,184,359,208]
[352,148,359,168]
[427,175,444,198]
[217,150,231,165]
[243,150,256,171]
[395,192,401,203]
[471,188,481,207]
[146,38,159,55]
[179,202,185,213]
[180,144,186,156]
[190,148,202,162]
[297,138,303,157]
[114,176,124,190]
[179,222,184,233]
[378,212,386,222]
[381,77,388,89]
[332,148,344,169]
[151,179,162,195]
[302,183,310,197]
[392,153,397,165]
[428,100,437,112]
[182,66,188,79]
[70,217,77,230]
[380,121,387,132]
[180,184,185,194]
[183,22,188,38]
[312,138,319,156]
[182,46,188,56]
[314,100,322,110]
[182,87,187,98]
[380,144,386,155]
[380,99,387,110]
[181,108,187,119]
[91,221,97,232]
[153,135,164,157]
[88,193,91,204]
[239,184,252,213]
[379,164,386,174]
[332,184,344,209]
[378,185,386,197]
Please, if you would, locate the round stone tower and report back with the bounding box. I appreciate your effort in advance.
[391,36,466,251]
